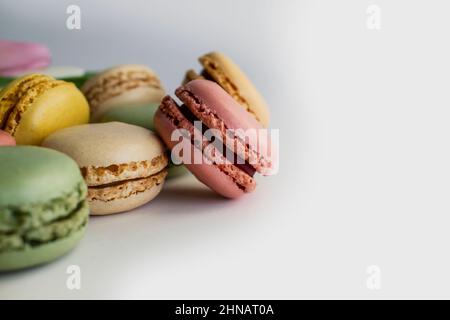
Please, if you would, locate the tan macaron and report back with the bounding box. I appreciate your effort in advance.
[82,65,165,122]
[183,52,270,127]
[42,122,168,215]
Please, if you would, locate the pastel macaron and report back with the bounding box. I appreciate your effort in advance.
[100,103,159,131]
[0,130,15,146]
[0,40,51,77]
[43,122,169,215]
[0,74,90,145]
[154,79,274,199]
[82,65,165,122]
[183,52,270,127]
[0,146,89,271]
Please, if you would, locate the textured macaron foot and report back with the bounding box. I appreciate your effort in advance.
[82,65,165,122]
[0,146,88,271]
[0,73,89,145]
[43,122,169,215]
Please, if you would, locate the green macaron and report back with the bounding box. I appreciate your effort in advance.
[99,103,159,131]
[0,146,89,271]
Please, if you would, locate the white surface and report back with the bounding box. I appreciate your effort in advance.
[1,0,450,299]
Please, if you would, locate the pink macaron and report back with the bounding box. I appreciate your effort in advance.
[0,40,51,76]
[0,130,16,146]
[154,79,274,199]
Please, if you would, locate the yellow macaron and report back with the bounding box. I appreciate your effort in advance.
[0,74,89,145]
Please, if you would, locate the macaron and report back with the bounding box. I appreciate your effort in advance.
[0,130,15,146]
[82,65,165,122]
[183,52,270,127]
[29,66,86,79]
[43,122,169,215]
[0,146,89,271]
[0,40,51,77]
[100,103,159,131]
[0,74,90,145]
[154,79,275,199]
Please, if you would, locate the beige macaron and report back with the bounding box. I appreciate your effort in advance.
[82,65,165,122]
[42,122,168,215]
[183,52,270,127]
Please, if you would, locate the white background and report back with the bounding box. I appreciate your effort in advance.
[1,0,449,299]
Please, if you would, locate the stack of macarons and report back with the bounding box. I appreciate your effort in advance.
[0,46,276,272]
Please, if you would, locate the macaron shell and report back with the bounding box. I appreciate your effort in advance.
[0,146,86,208]
[199,52,270,127]
[91,86,164,122]
[154,108,245,199]
[182,69,203,85]
[82,64,165,122]
[0,74,52,127]
[12,82,89,145]
[42,122,166,168]
[81,64,161,93]
[183,79,263,131]
[0,40,51,77]
[0,130,15,146]
[100,103,159,130]
[0,218,87,271]
[89,182,164,215]
[3,79,63,135]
